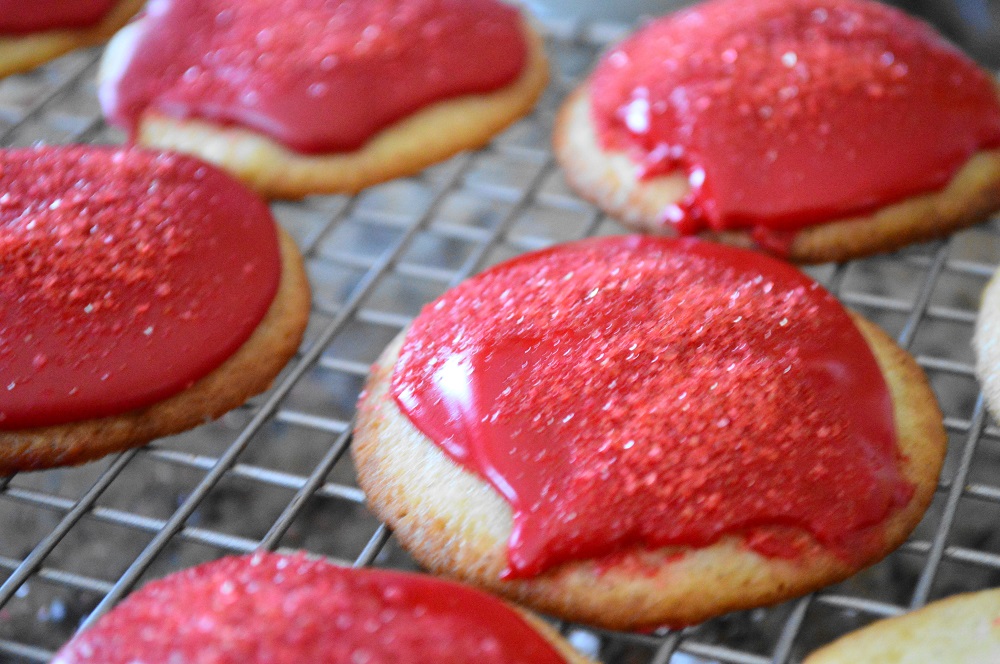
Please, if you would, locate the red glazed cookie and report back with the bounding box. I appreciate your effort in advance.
[0,146,310,473]
[354,236,946,630]
[0,0,143,77]
[52,552,595,664]
[98,0,549,198]
[554,0,1000,263]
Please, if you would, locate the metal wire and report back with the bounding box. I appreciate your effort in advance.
[0,23,998,664]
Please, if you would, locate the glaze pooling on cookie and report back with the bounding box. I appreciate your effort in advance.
[589,0,1000,235]
[100,0,528,154]
[0,0,117,34]
[391,236,911,578]
[53,552,570,664]
[0,147,280,429]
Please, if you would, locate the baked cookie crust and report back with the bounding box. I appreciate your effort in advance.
[100,18,549,199]
[804,587,1000,663]
[554,87,1000,264]
[353,314,946,631]
[0,228,310,474]
[0,0,143,78]
[974,271,1000,424]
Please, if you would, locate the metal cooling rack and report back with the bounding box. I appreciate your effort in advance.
[1,19,1000,664]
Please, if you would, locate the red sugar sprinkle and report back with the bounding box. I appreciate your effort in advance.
[52,552,569,664]
[101,0,527,153]
[391,236,911,577]
[0,146,280,429]
[0,155,193,321]
[589,0,1000,237]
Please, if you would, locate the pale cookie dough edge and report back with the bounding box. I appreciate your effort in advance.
[554,85,1000,264]
[105,18,550,199]
[353,312,946,630]
[0,228,311,474]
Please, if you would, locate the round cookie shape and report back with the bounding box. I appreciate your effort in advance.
[354,236,947,629]
[391,236,907,577]
[554,0,1000,263]
[99,0,549,198]
[0,0,143,78]
[0,146,310,474]
[0,146,280,429]
[52,552,594,664]
[0,0,118,34]
[102,0,528,153]
[804,588,1000,663]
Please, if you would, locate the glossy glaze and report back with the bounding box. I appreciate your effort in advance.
[392,236,910,577]
[53,553,570,663]
[0,147,280,428]
[589,0,1000,236]
[0,0,117,34]
[101,0,528,153]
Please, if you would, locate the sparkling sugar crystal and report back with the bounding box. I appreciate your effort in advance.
[392,237,910,576]
[53,553,569,664]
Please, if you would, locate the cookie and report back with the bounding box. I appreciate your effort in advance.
[52,551,596,664]
[0,0,143,78]
[804,588,1000,663]
[974,272,1000,423]
[353,236,946,630]
[0,146,310,473]
[98,0,549,199]
[553,0,1000,263]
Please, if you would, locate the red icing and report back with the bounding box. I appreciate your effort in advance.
[391,236,912,578]
[589,0,1000,237]
[52,552,569,664]
[0,0,117,34]
[0,146,280,429]
[100,0,528,154]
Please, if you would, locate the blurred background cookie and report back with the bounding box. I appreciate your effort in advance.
[973,269,1000,422]
[0,0,143,78]
[554,0,1000,263]
[98,0,549,198]
[804,587,1000,663]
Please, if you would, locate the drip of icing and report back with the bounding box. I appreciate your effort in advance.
[53,553,570,664]
[0,0,117,34]
[391,236,910,577]
[589,0,1000,237]
[0,146,281,429]
[100,0,528,154]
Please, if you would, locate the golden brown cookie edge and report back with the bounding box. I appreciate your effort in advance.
[803,587,1000,663]
[553,85,1000,264]
[0,227,311,474]
[103,18,549,199]
[0,0,144,78]
[352,311,945,631]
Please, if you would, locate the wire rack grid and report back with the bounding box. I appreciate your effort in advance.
[0,17,999,664]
